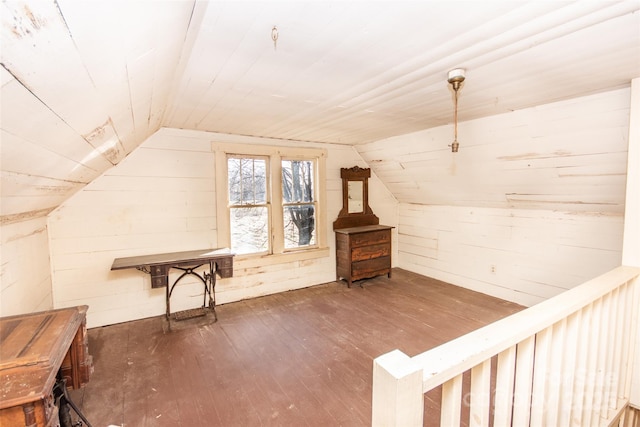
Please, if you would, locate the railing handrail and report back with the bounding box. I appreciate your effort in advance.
[412,265,640,392]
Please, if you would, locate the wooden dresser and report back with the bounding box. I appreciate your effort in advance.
[0,306,92,427]
[335,224,393,287]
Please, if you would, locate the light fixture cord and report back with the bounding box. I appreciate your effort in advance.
[453,88,459,142]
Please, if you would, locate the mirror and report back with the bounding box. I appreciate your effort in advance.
[333,166,379,229]
[347,181,363,213]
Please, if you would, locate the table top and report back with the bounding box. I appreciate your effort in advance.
[0,306,88,409]
[334,224,394,235]
[111,248,233,271]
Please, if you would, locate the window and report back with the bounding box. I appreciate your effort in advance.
[216,143,327,259]
[281,159,316,249]
[227,157,269,254]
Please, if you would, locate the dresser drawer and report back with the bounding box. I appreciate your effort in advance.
[352,256,391,278]
[352,243,390,261]
[214,257,232,278]
[151,275,168,288]
[350,230,390,247]
[150,265,169,288]
[216,257,233,269]
[150,265,167,276]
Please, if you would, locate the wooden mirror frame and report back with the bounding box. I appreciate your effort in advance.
[333,166,379,229]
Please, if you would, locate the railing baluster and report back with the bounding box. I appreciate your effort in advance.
[612,282,629,413]
[469,359,491,427]
[584,296,604,426]
[531,327,552,426]
[602,286,624,419]
[593,293,612,424]
[546,318,568,425]
[441,374,463,427]
[622,277,640,407]
[558,310,581,426]
[493,346,516,427]
[571,303,593,425]
[512,335,536,426]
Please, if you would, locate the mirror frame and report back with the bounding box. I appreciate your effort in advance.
[333,166,379,229]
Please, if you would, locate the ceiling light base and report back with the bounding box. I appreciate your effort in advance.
[447,68,466,92]
[447,68,466,91]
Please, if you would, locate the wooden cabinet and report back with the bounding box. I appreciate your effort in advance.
[335,225,393,287]
[0,306,92,427]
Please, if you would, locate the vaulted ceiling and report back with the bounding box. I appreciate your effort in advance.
[1,0,639,223]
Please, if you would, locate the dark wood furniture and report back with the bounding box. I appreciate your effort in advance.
[333,166,393,287]
[111,248,234,326]
[333,166,379,230]
[335,225,393,287]
[0,306,92,427]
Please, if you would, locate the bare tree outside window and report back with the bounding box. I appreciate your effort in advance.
[228,157,269,254]
[282,159,316,248]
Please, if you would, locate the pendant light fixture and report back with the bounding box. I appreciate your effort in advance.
[447,68,466,152]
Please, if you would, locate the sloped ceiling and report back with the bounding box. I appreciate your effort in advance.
[1,0,639,224]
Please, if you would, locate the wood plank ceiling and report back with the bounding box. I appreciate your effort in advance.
[1,0,639,223]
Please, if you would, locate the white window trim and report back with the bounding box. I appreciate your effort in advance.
[215,142,328,265]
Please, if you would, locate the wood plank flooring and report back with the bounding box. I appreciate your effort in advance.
[69,268,523,426]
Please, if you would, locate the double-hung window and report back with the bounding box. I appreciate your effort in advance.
[281,158,316,250]
[227,156,270,254]
[216,143,327,259]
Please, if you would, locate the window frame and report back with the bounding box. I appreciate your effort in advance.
[280,156,318,252]
[227,155,271,255]
[215,143,328,264]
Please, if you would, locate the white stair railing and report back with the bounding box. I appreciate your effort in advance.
[372,266,640,426]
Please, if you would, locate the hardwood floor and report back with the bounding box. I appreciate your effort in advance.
[69,268,523,426]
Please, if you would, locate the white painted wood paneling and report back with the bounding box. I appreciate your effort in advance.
[47,131,217,326]
[0,0,195,224]
[1,1,126,161]
[623,78,640,407]
[164,1,640,145]
[356,90,630,306]
[396,204,623,307]
[0,217,53,316]
[47,128,398,327]
[359,89,631,213]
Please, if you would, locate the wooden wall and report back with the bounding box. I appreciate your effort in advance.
[47,129,398,328]
[624,78,640,408]
[393,205,622,307]
[358,89,630,307]
[0,217,53,316]
[3,87,632,327]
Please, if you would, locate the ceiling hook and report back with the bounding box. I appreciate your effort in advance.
[271,26,278,50]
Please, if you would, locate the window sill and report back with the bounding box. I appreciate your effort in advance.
[233,247,330,269]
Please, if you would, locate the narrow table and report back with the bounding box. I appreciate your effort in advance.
[111,248,234,326]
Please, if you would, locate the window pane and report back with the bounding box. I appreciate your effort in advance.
[228,158,242,204]
[283,205,316,249]
[282,160,314,203]
[230,207,269,254]
[228,157,267,205]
